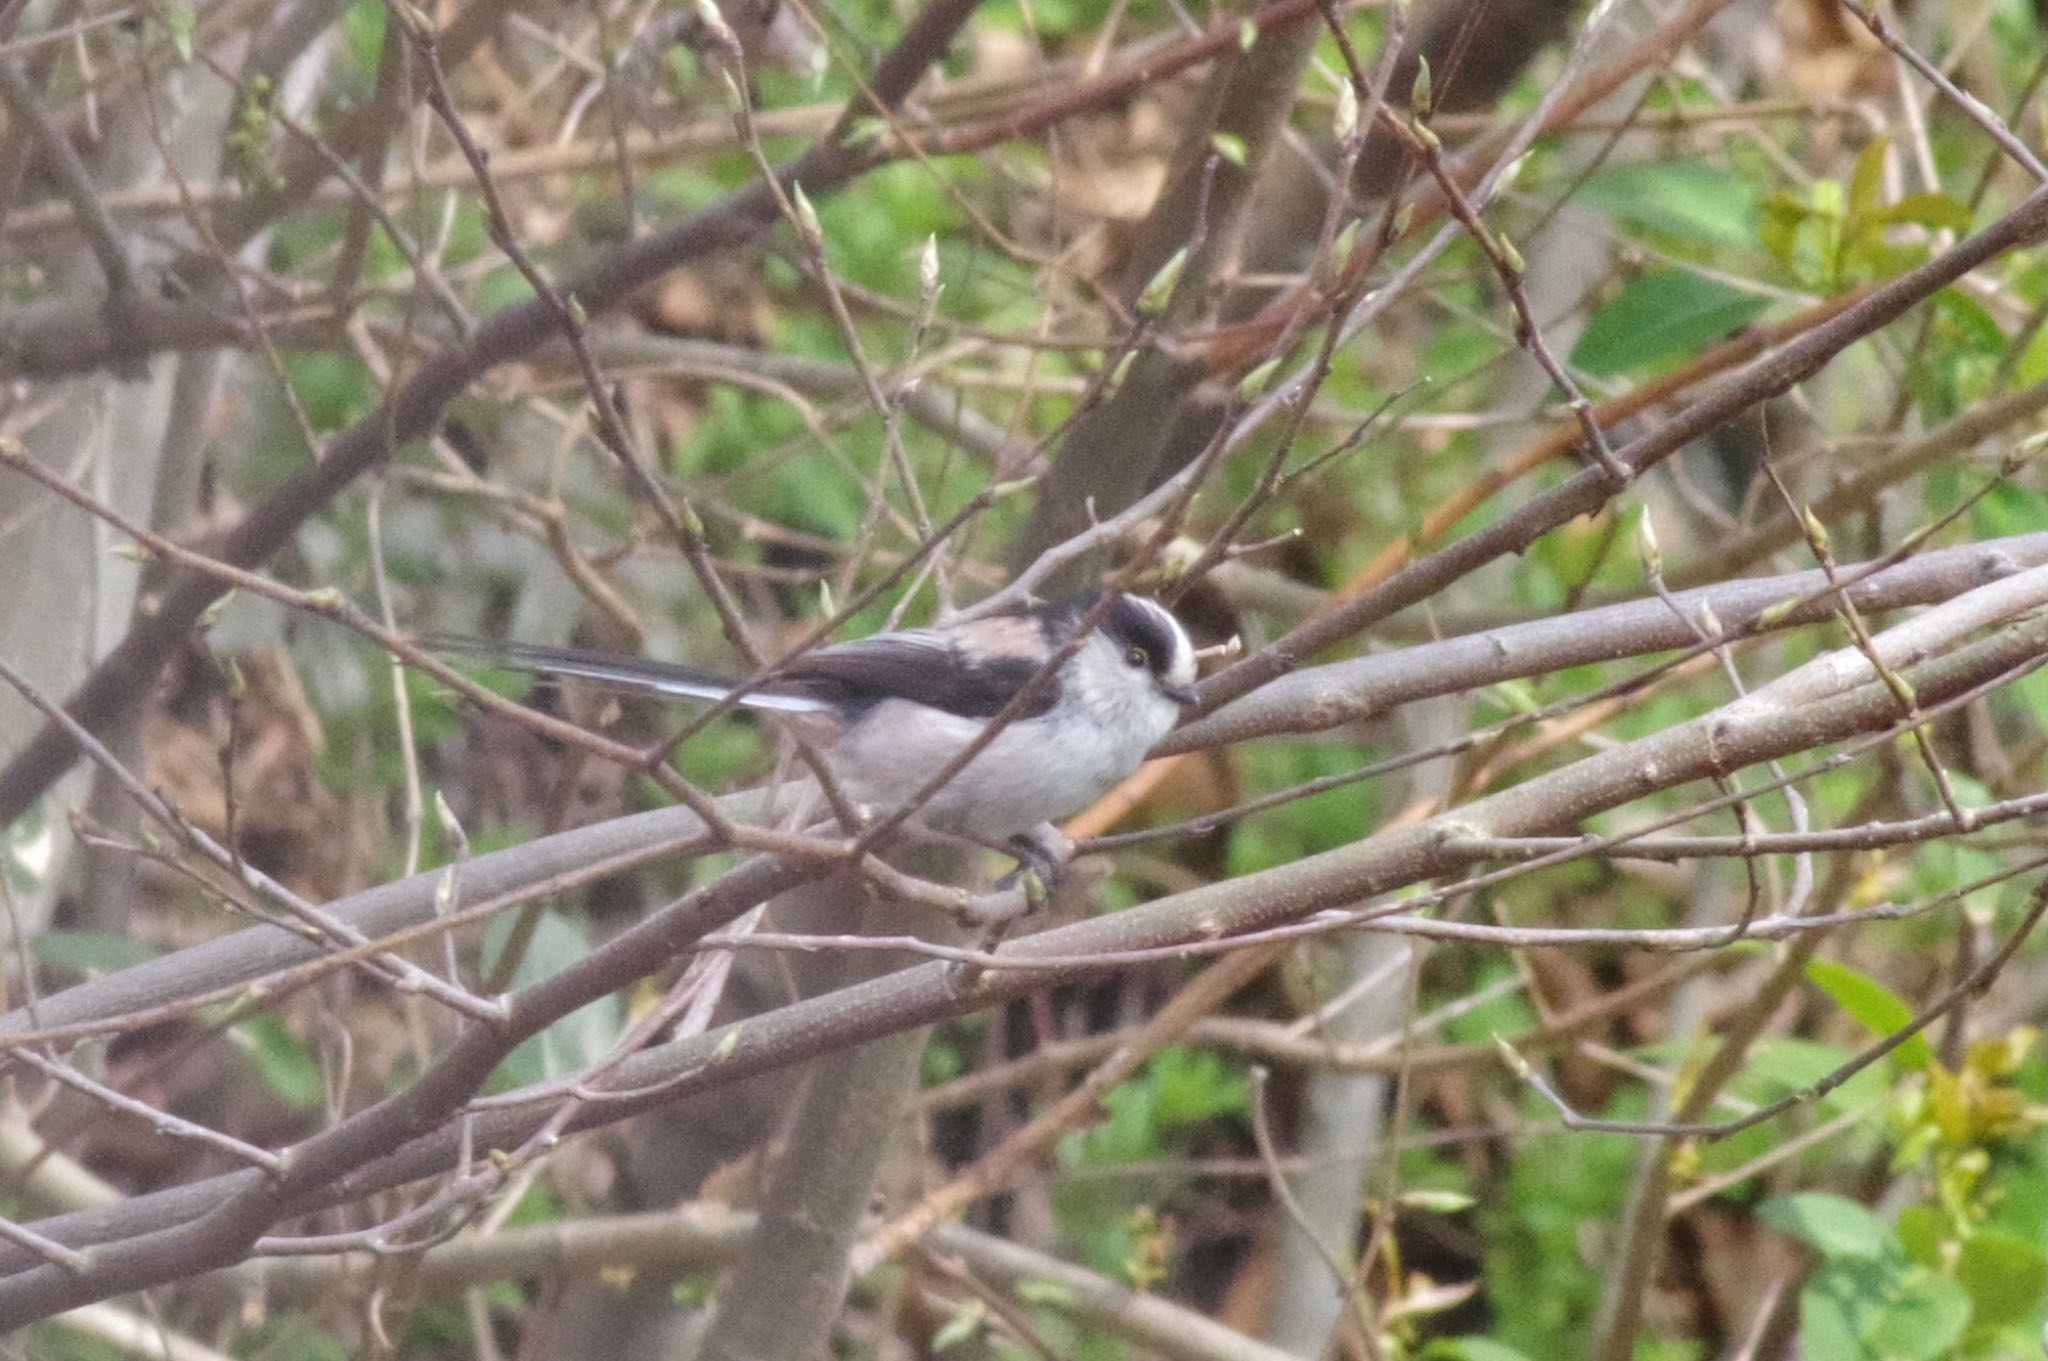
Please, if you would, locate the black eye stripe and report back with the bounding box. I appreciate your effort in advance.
[1102,596,1179,676]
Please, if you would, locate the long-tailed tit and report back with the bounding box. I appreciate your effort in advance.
[427,593,1198,845]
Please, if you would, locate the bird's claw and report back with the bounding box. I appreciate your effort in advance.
[995,824,1074,902]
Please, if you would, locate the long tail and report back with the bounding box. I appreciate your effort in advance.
[418,635,831,713]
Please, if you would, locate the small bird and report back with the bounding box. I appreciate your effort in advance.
[426,593,1198,846]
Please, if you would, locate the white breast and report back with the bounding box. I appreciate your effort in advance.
[822,662,1181,842]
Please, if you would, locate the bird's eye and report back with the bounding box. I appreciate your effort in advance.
[1125,646,1149,670]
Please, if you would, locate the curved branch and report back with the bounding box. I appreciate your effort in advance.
[10,563,2044,1296]
[8,529,2044,1049]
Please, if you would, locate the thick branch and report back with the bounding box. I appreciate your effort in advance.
[14,566,2044,1289]
[0,855,817,1324]
[8,531,2043,1048]
[1171,531,2048,751]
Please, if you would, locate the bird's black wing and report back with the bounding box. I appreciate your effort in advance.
[779,631,1060,719]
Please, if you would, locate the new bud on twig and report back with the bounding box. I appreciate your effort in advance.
[789,182,824,246]
[1331,218,1361,267]
[1236,356,1282,402]
[1800,506,1832,556]
[434,788,470,859]
[1137,247,1187,315]
[1498,234,1526,279]
[1334,80,1359,142]
[1494,1034,1531,1080]
[1634,508,1662,576]
[1410,56,1434,119]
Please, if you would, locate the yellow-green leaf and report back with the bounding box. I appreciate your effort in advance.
[1805,956,1931,1070]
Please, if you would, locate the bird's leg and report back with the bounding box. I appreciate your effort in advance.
[996,822,1075,904]
[937,824,1076,996]
[884,819,1073,907]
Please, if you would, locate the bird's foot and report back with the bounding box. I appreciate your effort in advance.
[995,823,1075,906]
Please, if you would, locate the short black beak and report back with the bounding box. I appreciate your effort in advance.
[1163,682,1199,707]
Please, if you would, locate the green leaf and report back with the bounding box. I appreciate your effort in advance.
[1741,1037,1886,1114]
[1846,137,1888,225]
[1420,1339,1536,1361]
[1894,1203,1942,1266]
[1482,678,1540,716]
[163,3,195,61]
[229,1016,324,1113]
[1137,247,1187,314]
[1575,160,1759,250]
[1953,1229,2048,1329]
[1799,1259,1881,1361]
[31,931,159,978]
[1760,1192,1893,1260]
[1150,1046,1247,1128]
[1875,192,1972,233]
[1862,1265,1971,1361]
[1758,190,1817,272]
[482,909,624,1088]
[1016,1276,1077,1306]
[1570,269,1770,377]
[1804,957,1932,1070]
[932,1298,986,1351]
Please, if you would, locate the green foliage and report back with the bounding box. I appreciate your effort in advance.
[1577,159,1762,255]
[232,1310,355,1361]
[340,0,387,89]
[1889,1028,2045,1233]
[1062,1045,1247,1169]
[672,715,769,794]
[978,0,1123,39]
[1805,956,1934,1071]
[1051,1044,1248,1290]
[1758,138,1973,291]
[1226,742,1383,875]
[224,76,282,194]
[1733,1025,2048,1359]
[481,907,625,1089]
[282,351,376,435]
[1480,1118,1638,1354]
[1421,1338,1536,1361]
[22,1325,124,1361]
[228,1015,327,1113]
[1570,269,1770,377]
[30,930,159,979]
[1764,1193,1975,1361]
